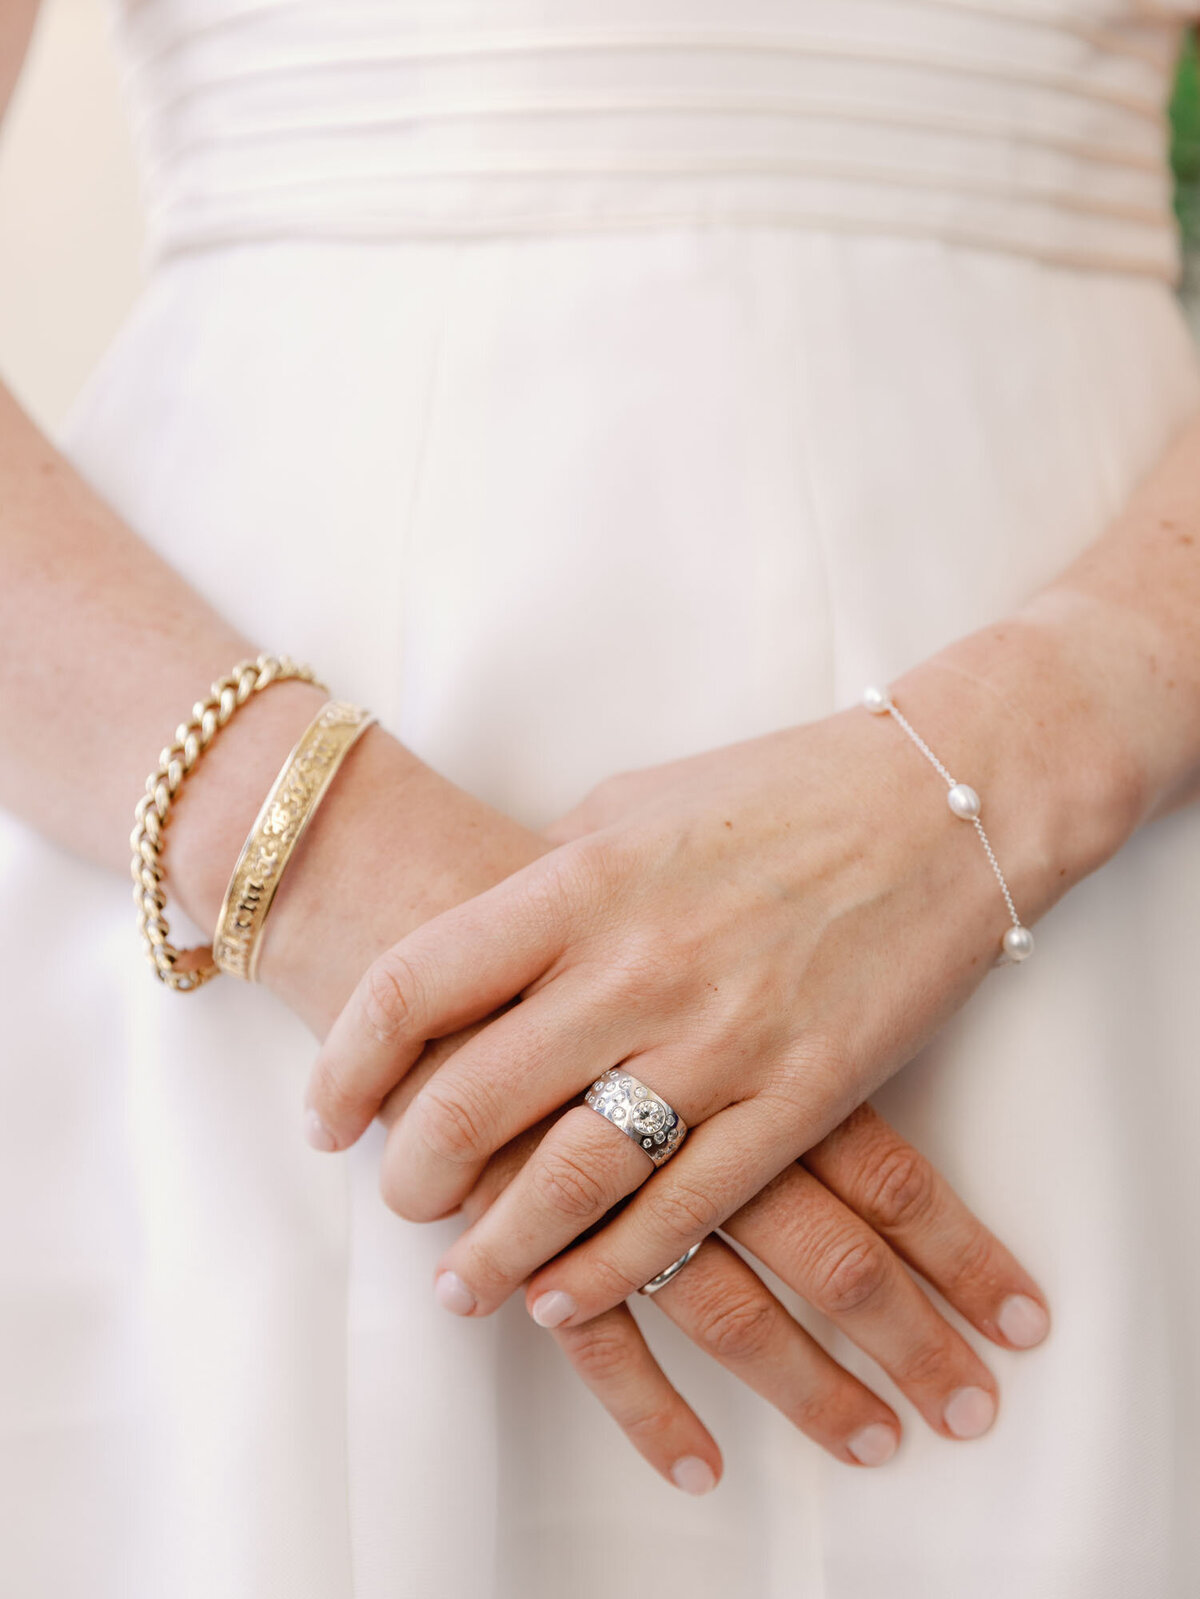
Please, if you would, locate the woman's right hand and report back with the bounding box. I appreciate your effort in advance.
[379,1032,1050,1490]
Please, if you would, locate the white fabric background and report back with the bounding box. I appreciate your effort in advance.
[2,4,1200,1596]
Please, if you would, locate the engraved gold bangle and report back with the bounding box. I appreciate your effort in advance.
[131,654,324,993]
[212,700,377,982]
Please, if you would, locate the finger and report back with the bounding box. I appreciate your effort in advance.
[802,1104,1051,1351]
[379,978,630,1223]
[470,1130,901,1472]
[303,863,566,1151]
[430,1051,740,1317]
[551,1302,722,1495]
[455,1122,545,1223]
[376,1021,491,1130]
[376,1022,557,1228]
[387,1093,559,1234]
[522,1097,796,1326]
[651,1236,901,1467]
[430,1104,653,1316]
[726,1164,1001,1442]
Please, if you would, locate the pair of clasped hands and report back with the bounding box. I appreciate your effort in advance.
[281,651,1063,1495]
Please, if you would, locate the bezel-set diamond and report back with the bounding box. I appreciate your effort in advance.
[584,1069,687,1167]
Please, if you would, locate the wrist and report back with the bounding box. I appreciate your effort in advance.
[1016,581,1200,824]
[254,730,546,1036]
[890,609,1146,927]
[164,667,546,1036]
[167,677,332,936]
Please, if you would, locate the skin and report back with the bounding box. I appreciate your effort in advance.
[306,424,1200,1343]
[0,4,1052,1491]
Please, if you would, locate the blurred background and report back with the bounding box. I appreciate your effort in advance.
[1,0,1198,437]
[0,0,141,434]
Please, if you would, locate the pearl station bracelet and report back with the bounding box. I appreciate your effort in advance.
[862,685,1034,965]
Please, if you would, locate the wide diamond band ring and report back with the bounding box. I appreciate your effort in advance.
[638,1241,705,1296]
[584,1068,687,1169]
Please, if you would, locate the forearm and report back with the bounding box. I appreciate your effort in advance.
[892,409,1200,922]
[1023,408,1200,823]
[0,381,287,851]
[0,379,503,981]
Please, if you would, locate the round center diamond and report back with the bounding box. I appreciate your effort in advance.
[630,1098,667,1137]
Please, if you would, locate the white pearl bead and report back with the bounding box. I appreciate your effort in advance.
[1002,925,1035,962]
[862,685,891,714]
[947,783,981,820]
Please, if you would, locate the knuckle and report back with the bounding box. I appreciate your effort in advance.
[642,1179,722,1246]
[775,1031,858,1097]
[894,1337,956,1391]
[786,1374,850,1438]
[531,1145,612,1221]
[410,1081,492,1166]
[860,1145,938,1231]
[564,1319,635,1386]
[537,838,616,926]
[602,948,675,1012]
[361,950,422,1044]
[692,1287,780,1363]
[312,1057,366,1124]
[584,1251,645,1304]
[944,1225,1002,1298]
[811,1233,891,1317]
[563,831,626,891]
[454,1248,514,1304]
[755,1070,814,1121]
[574,926,675,1008]
[621,1400,682,1446]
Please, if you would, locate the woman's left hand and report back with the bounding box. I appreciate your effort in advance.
[305,651,1094,1330]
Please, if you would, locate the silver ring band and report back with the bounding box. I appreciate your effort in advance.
[639,1241,705,1296]
[584,1068,687,1168]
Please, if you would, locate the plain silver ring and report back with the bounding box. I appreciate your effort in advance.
[638,1241,705,1296]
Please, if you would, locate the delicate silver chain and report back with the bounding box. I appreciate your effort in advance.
[968,816,1022,929]
[884,702,956,787]
[863,686,1033,964]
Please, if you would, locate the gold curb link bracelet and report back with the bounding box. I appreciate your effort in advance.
[131,652,373,993]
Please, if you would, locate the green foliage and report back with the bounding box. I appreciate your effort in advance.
[1171,29,1200,246]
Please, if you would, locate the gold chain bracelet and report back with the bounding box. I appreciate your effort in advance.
[213,700,377,982]
[130,653,323,993]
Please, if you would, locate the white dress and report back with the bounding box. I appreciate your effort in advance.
[3,1,1200,1594]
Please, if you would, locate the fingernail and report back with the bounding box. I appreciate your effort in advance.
[434,1271,476,1316]
[944,1385,997,1439]
[847,1423,899,1466]
[670,1456,716,1495]
[997,1293,1050,1349]
[304,1108,338,1152]
[530,1290,577,1328]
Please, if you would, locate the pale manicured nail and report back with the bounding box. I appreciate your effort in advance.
[944,1385,997,1439]
[670,1456,716,1495]
[847,1423,899,1466]
[997,1293,1050,1349]
[434,1271,476,1316]
[530,1290,577,1328]
[304,1108,337,1152]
